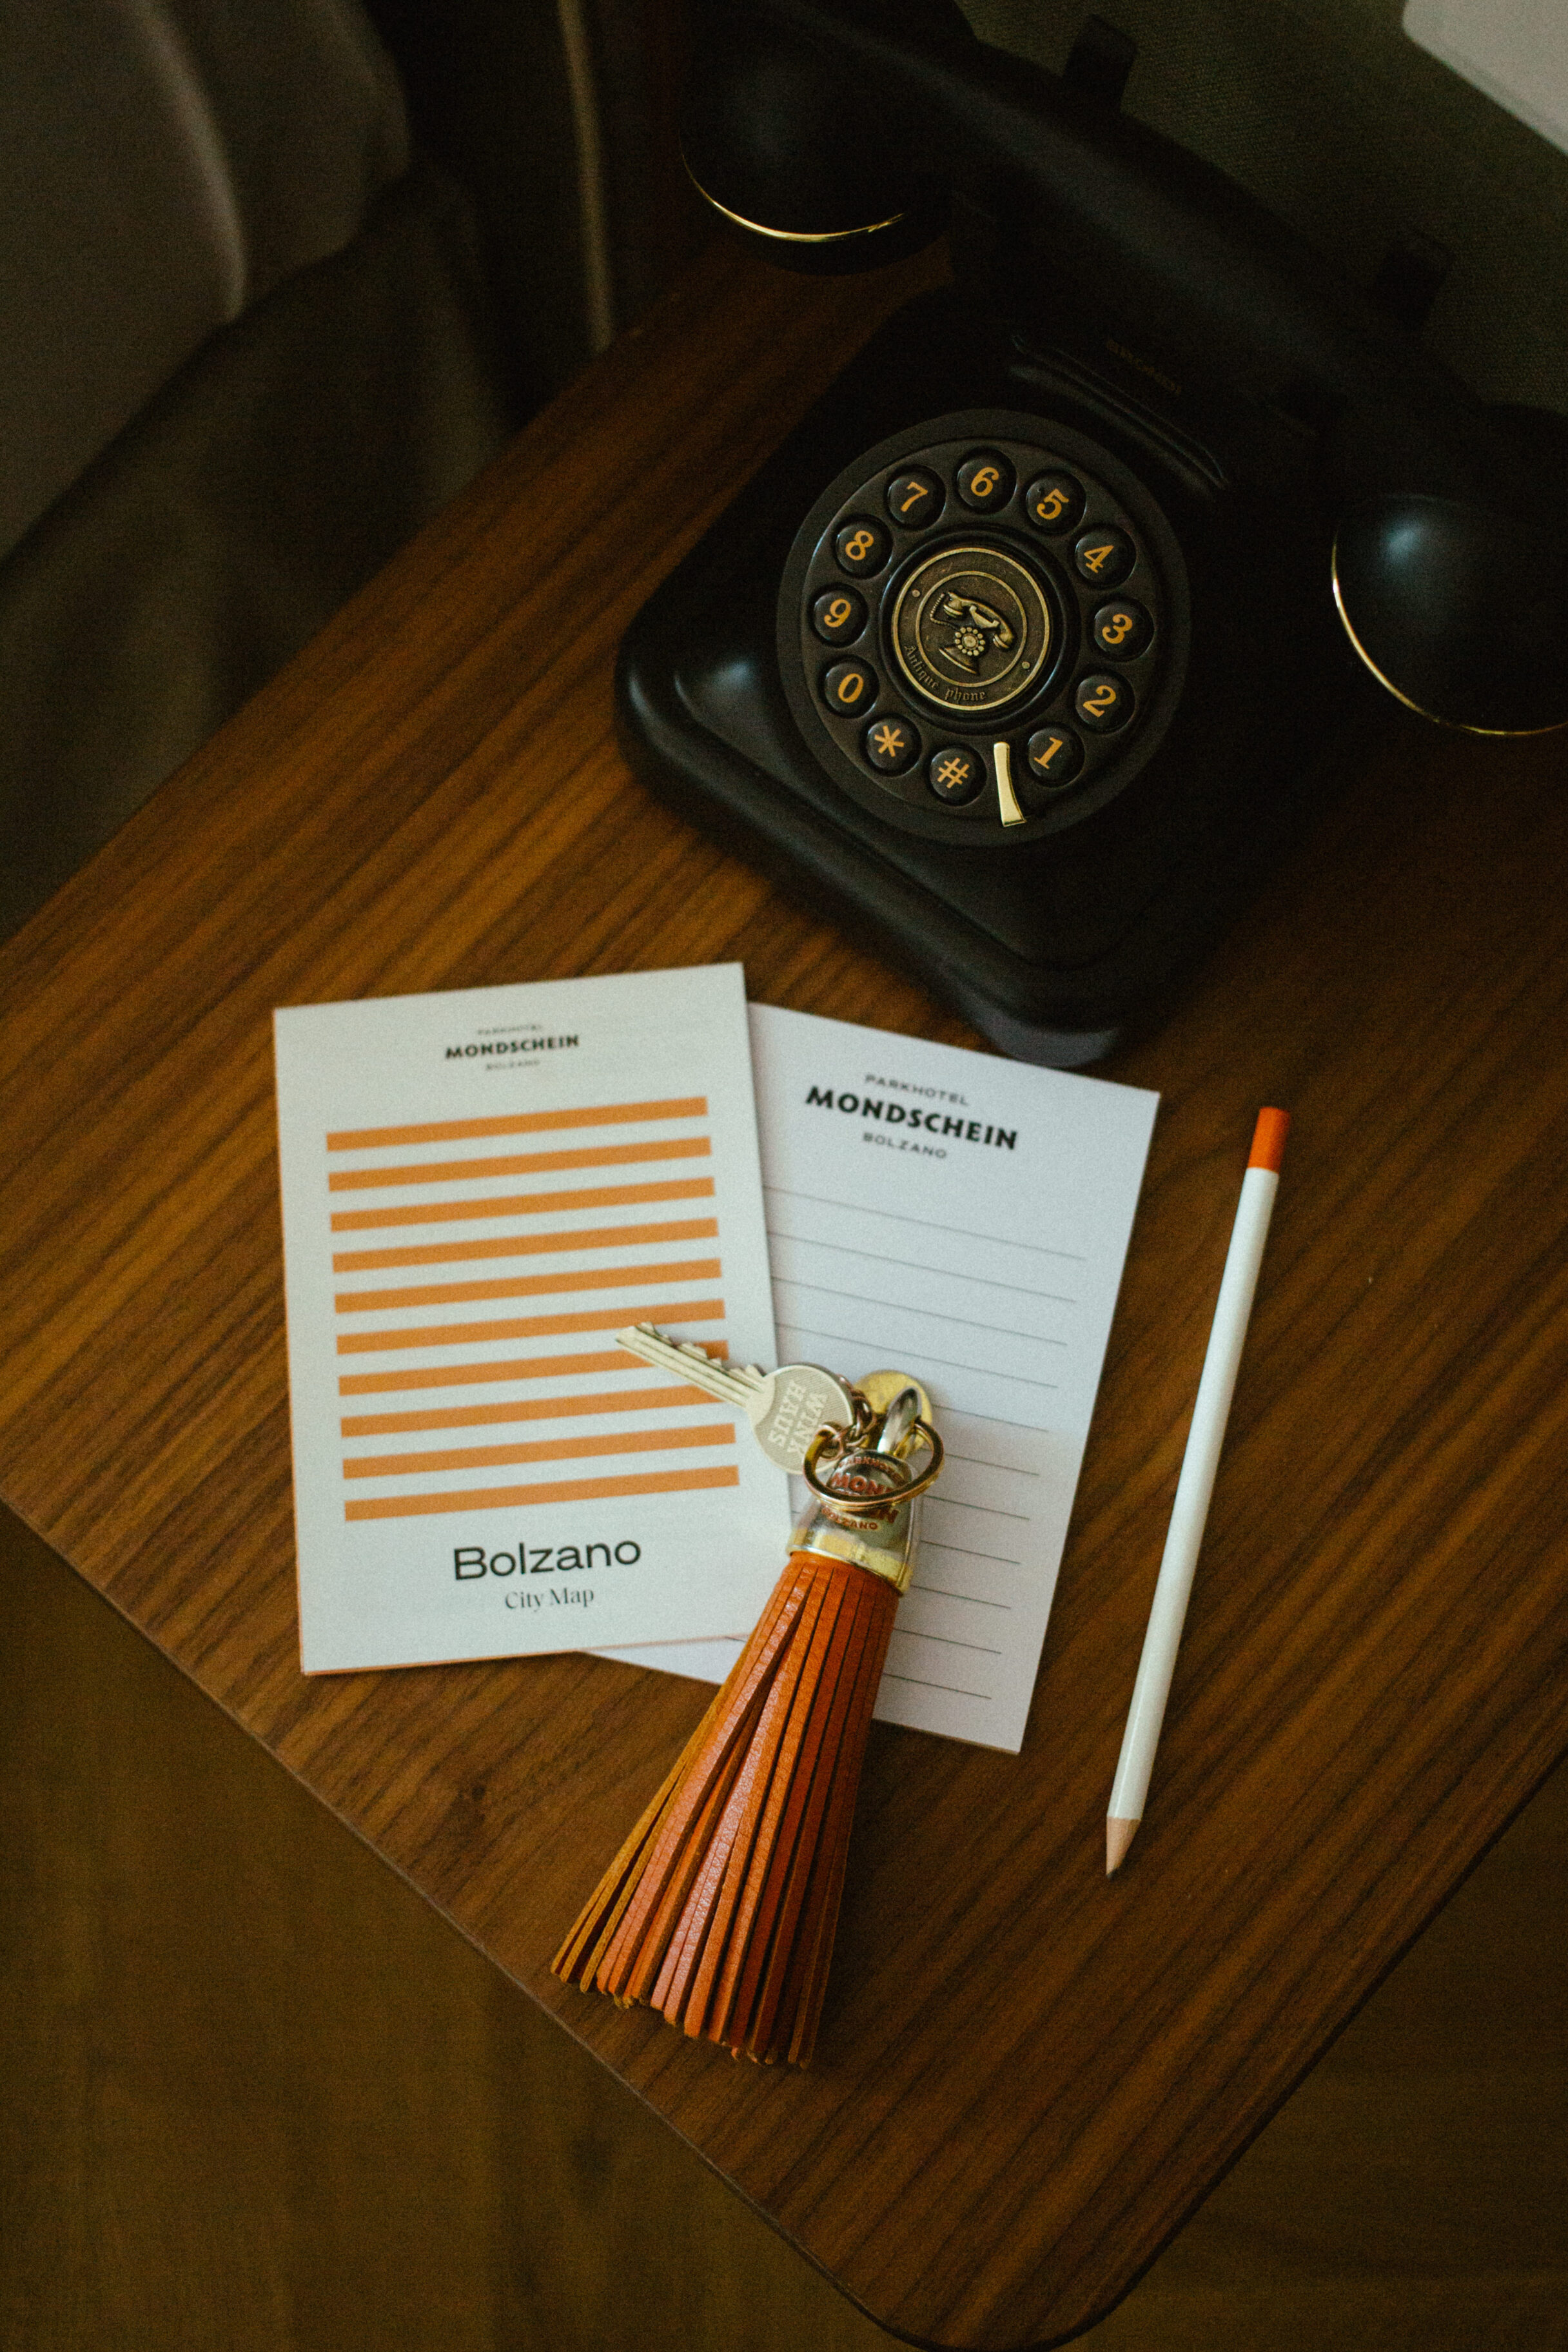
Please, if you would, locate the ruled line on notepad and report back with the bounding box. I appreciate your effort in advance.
[921,1540,1022,1569]
[328,1097,707,1150]
[331,1177,716,1232]
[342,1420,736,1480]
[335,1297,725,1355]
[774,1278,1070,1348]
[763,1186,1086,1262]
[942,1450,1041,1476]
[344,1462,740,1520]
[329,1135,711,1191]
[910,1582,1014,1611]
[923,1493,1030,1525]
[890,1627,1003,1657]
[775,1323,1058,1393]
[333,1257,722,1314]
[766,1230,1078,1307]
[341,1383,714,1436]
[333,1217,719,1272]
[881,1672,990,1700]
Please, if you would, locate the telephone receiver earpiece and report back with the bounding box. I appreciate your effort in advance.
[686,1,1568,741]
[1332,496,1568,736]
[680,0,970,271]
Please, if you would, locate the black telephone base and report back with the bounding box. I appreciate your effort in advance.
[616,289,1375,1066]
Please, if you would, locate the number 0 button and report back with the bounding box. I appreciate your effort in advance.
[1091,599,1152,658]
[834,518,890,576]
[1075,672,1134,731]
[823,660,877,714]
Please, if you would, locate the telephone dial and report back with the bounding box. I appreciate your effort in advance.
[616,0,1568,1064]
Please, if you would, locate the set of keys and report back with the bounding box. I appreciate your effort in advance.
[615,1322,944,1502]
[615,1322,857,1473]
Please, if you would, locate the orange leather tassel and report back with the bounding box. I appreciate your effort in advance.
[553,1546,898,2066]
[554,1377,942,2068]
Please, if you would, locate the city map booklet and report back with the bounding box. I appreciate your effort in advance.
[274,966,785,1672]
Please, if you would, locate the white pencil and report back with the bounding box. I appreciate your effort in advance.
[1106,1108,1291,1874]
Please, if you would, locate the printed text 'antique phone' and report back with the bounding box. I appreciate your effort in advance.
[616,0,1568,1063]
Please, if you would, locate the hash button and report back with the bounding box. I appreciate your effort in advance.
[927,744,985,804]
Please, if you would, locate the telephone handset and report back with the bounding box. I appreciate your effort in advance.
[616,0,1568,1063]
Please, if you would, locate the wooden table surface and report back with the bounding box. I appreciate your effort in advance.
[3,239,1566,2352]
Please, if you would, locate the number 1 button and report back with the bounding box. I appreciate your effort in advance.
[1026,726,1084,785]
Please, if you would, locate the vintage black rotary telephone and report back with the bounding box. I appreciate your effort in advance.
[617,0,1568,1063]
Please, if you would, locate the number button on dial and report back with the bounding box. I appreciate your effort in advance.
[1023,473,1085,535]
[927,744,986,805]
[885,469,944,529]
[863,714,921,773]
[1074,672,1134,731]
[811,587,867,645]
[834,518,890,576]
[1091,599,1152,658]
[1073,527,1135,587]
[821,659,878,714]
[956,451,1015,511]
[1025,725,1084,785]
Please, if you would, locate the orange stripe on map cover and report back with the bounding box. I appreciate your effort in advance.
[328,1097,707,1150]
[342,1420,736,1480]
[345,1463,740,1521]
[329,1137,710,1192]
[335,1297,724,1355]
[342,1382,715,1436]
[337,1344,724,1396]
[331,1177,716,1232]
[332,1217,718,1271]
[333,1257,721,1315]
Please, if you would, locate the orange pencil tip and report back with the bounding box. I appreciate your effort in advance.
[1248,1107,1291,1173]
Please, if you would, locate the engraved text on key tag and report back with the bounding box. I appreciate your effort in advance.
[751,1364,858,1474]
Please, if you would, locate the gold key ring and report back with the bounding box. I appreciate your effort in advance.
[801,1416,945,1508]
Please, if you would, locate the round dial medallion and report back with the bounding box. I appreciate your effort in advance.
[890,544,1054,716]
[781,413,1188,840]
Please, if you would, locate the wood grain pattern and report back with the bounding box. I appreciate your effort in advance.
[1,235,1565,2351]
